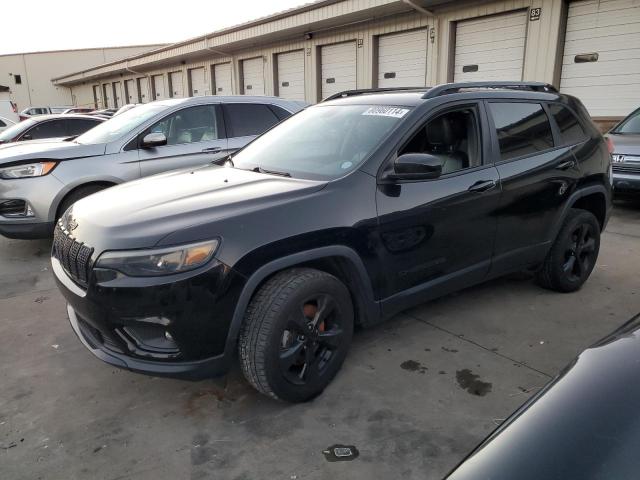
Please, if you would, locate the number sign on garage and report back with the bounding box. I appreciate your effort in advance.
[377,29,428,88]
[321,41,357,99]
[188,67,207,96]
[242,57,265,95]
[276,50,305,101]
[454,10,528,82]
[560,0,640,117]
[213,63,233,95]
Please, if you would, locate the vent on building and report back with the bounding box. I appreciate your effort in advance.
[14,75,22,85]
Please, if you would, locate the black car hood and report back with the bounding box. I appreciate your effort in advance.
[68,165,327,252]
[0,140,105,166]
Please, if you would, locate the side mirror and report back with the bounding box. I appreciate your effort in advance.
[141,132,167,148]
[386,153,443,181]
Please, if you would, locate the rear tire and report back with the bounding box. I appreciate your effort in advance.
[239,268,354,402]
[536,208,600,293]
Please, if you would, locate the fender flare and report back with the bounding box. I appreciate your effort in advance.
[549,184,610,241]
[223,245,379,357]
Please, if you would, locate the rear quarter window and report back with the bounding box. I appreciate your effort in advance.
[488,102,554,161]
[549,103,588,146]
[224,103,280,137]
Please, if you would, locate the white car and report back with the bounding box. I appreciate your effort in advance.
[0,100,19,124]
[0,116,16,134]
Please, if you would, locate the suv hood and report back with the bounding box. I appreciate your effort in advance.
[608,133,640,156]
[0,140,105,166]
[68,165,327,251]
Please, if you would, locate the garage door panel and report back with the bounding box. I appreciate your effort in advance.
[189,68,207,96]
[454,11,526,82]
[277,50,305,101]
[560,0,640,116]
[213,63,232,95]
[378,29,427,88]
[321,42,357,98]
[169,72,184,98]
[242,58,265,95]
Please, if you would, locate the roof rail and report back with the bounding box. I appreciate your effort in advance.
[422,81,558,99]
[323,86,429,102]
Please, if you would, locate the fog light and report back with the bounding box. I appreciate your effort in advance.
[0,199,34,217]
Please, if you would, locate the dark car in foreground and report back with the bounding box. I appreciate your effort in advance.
[0,114,104,145]
[446,313,640,480]
[608,106,640,194]
[52,82,612,402]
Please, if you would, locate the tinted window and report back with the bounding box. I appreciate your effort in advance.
[66,119,101,136]
[489,102,554,161]
[0,119,5,127]
[225,103,280,137]
[148,105,219,146]
[549,104,587,145]
[23,120,66,139]
[269,105,294,121]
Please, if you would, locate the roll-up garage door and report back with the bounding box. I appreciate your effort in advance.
[137,77,150,103]
[378,29,428,88]
[277,50,305,101]
[92,85,101,108]
[454,11,527,81]
[103,84,112,107]
[152,75,166,100]
[560,0,640,117]
[112,82,123,108]
[321,41,357,99]
[169,71,184,98]
[213,63,233,95]
[189,67,207,96]
[242,57,265,95]
[124,79,136,104]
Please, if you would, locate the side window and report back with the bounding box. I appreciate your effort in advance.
[269,105,293,121]
[0,120,5,127]
[224,103,280,137]
[23,120,66,139]
[66,119,101,136]
[399,106,481,174]
[488,102,554,161]
[147,105,218,146]
[549,104,587,146]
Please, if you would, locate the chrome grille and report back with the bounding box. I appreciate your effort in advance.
[52,225,94,287]
[613,163,640,174]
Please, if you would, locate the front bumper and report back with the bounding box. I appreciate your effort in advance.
[52,253,246,380]
[0,220,53,239]
[613,172,640,193]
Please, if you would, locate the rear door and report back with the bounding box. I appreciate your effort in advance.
[486,100,582,274]
[223,103,283,152]
[137,104,228,177]
[65,118,102,136]
[376,101,501,313]
[21,119,67,140]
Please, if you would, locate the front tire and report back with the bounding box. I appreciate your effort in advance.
[239,268,354,402]
[536,208,601,292]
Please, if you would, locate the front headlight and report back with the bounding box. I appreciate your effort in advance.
[96,240,219,277]
[0,161,57,179]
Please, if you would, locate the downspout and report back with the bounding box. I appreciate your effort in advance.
[401,0,434,16]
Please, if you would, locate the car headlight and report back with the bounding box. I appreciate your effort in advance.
[0,161,57,179]
[96,240,219,277]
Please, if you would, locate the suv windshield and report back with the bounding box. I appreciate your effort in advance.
[612,108,640,135]
[0,118,35,142]
[76,103,167,145]
[231,104,411,180]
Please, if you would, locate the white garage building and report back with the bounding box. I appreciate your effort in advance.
[54,0,640,128]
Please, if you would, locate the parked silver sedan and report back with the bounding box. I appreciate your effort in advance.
[609,107,640,194]
[0,96,305,239]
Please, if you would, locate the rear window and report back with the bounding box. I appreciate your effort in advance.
[224,103,280,137]
[549,104,587,145]
[488,102,554,161]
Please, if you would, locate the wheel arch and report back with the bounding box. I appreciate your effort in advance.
[51,179,119,222]
[223,246,380,358]
[550,184,611,241]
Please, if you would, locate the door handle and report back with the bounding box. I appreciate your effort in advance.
[556,160,576,171]
[202,147,222,154]
[468,180,497,193]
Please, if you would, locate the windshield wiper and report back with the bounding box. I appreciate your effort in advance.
[253,166,291,177]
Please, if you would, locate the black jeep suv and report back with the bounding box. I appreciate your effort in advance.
[52,82,612,402]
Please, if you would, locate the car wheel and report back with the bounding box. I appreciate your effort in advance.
[57,185,109,223]
[239,268,354,402]
[536,208,601,293]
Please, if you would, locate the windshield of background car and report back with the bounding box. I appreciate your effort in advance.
[613,108,640,134]
[0,118,35,142]
[231,104,411,180]
[75,103,167,144]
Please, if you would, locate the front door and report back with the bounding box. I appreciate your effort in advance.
[376,102,501,316]
[485,101,582,274]
[137,104,228,177]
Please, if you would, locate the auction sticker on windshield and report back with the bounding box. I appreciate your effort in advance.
[362,106,409,118]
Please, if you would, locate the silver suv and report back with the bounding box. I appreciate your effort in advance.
[0,96,305,238]
[609,107,640,194]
